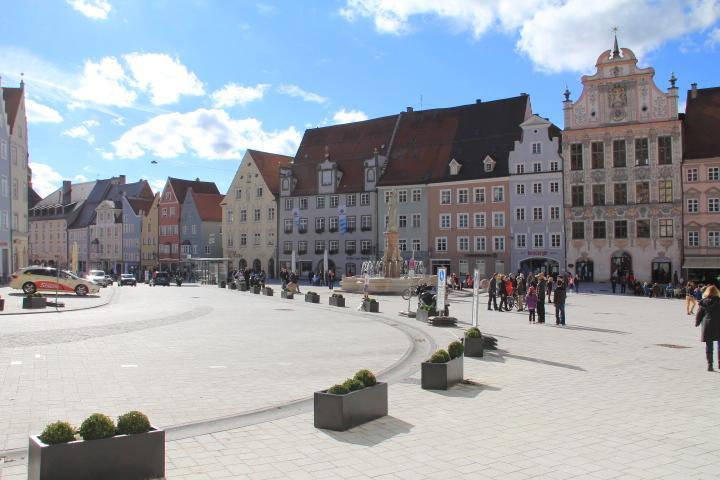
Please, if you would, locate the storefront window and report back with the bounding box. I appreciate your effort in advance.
[575,260,594,282]
[652,261,671,283]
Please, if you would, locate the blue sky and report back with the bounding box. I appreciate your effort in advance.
[2,0,719,197]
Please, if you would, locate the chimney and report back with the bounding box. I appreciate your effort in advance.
[118,175,126,185]
[476,99,482,104]
[406,107,413,113]
[691,83,698,99]
[62,180,71,203]
[195,177,200,181]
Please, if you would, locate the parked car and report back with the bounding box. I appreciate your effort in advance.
[105,275,114,286]
[87,270,109,287]
[152,272,171,286]
[10,266,101,296]
[120,274,137,286]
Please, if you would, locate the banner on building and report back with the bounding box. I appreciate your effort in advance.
[338,205,347,235]
[293,207,301,227]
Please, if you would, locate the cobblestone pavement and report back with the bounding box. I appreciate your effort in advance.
[0,285,112,315]
[2,285,718,479]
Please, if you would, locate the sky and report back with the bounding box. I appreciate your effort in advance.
[2,0,720,198]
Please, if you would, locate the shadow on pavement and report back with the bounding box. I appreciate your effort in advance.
[482,349,586,371]
[431,381,501,398]
[551,324,629,335]
[322,415,413,446]
[7,292,101,299]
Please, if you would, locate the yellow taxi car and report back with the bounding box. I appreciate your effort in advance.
[10,266,101,296]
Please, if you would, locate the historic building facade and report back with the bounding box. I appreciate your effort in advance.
[681,84,720,284]
[180,188,223,263]
[562,39,682,283]
[508,115,565,275]
[90,200,122,273]
[222,150,292,277]
[121,195,154,276]
[0,84,10,279]
[140,193,159,279]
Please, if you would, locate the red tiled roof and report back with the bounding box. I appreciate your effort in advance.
[190,191,223,222]
[684,87,720,160]
[128,197,155,216]
[3,87,24,134]
[247,149,293,195]
[167,177,220,204]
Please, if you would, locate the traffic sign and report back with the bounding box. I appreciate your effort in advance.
[437,267,447,314]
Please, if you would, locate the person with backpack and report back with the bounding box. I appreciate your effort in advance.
[695,285,720,371]
[487,273,499,311]
[537,273,547,323]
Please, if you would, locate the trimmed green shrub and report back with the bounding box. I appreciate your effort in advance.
[448,341,464,359]
[354,369,377,387]
[342,378,364,392]
[307,291,318,296]
[79,413,116,441]
[331,293,344,298]
[116,411,151,435]
[419,304,436,312]
[327,384,349,395]
[39,421,76,445]
[465,327,482,338]
[429,349,450,363]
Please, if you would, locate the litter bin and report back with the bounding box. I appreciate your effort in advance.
[220,280,227,288]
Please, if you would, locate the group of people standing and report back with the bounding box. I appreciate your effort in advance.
[486,272,571,326]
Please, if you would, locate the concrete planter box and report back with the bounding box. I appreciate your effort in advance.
[305,293,320,303]
[416,309,437,323]
[464,335,484,357]
[252,286,261,294]
[314,382,388,431]
[239,283,248,292]
[23,297,47,309]
[263,287,274,296]
[362,300,379,313]
[281,291,294,299]
[329,296,345,307]
[421,356,463,390]
[28,428,165,480]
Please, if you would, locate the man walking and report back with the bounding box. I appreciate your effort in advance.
[328,269,335,290]
[554,278,567,325]
[516,274,526,311]
[611,272,618,294]
[537,273,547,323]
[487,273,498,311]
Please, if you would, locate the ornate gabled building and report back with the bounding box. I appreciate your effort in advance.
[562,37,682,283]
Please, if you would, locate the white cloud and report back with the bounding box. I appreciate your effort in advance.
[708,27,720,46]
[256,3,278,15]
[112,108,301,160]
[124,53,205,106]
[25,99,63,123]
[142,178,167,194]
[74,174,89,182]
[211,83,270,108]
[333,108,368,124]
[67,0,112,20]
[95,148,115,160]
[74,56,136,107]
[277,84,328,104]
[62,125,95,144]
[340,0,720,73]
[30,162,64,197]
[83,119,100,128]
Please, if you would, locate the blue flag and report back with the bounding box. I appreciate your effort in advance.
[338,206,347,235]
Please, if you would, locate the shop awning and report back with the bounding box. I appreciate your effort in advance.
[683,257,720,269]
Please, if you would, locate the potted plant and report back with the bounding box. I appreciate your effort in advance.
[238,280,248,292]
[263,286,273,296]
[362,297,379,313]
[305,291,320,303]
[0,294,4,311]
[281,289,294,299]
[464,327,484,357]
[28,411,164,480]
[23,293,47,310]
[329,293,345,307]
[415,303,437,323]
[251,284,261,294]
[314,369,387,431]
[421,341,464,390]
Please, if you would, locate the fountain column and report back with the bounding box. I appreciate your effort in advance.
[382,189,402,278]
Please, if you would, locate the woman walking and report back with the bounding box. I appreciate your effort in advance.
[525,285,538,323]
[686,282,697,315]
[695,285,720,371]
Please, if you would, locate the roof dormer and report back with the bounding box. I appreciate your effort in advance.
[483,155,496,173]
[449,158,462,176]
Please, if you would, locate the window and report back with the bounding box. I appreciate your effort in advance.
[254,233,261,245]
[457,236,469,251]
[299,218,308,232]
[493,236,505,252]
[709,198,719,213]
[615,220,628,239]
[658,136,672,165]
[329,195,339,208]
[435,237,447,252]
[492,186,504,202]
[709,231,720,247]
[205,245,211,254]
[458,213,469,229]
[532,142,542,154]
[532,182,542,195]
[571,186,584,207]
[300,197,308,210]
[614,183,627,205]
[398,190,407,203]
[360,193,370,206]
[550,181,559,193]
[366,168,375,183]
[659,219,673,237]
[227,210,234,223]
[612,139,626,167]
[315,217,325,231]
[0,176,6,197]
[329,216,339,231]
[636,182,650,203]
[440,214,451,229]
[474,213,486,228]
[515,207,525,221]
[591,141,604,169]
[169,207,175,217]
[551,233,561,248]
[322,170,333,186]
[285,198,293,210]
[412,239,421,251]
[593,221,606,239]
[345,240,356,253]
[360,215,372,231]
[709,167,720,181]
[592,185,605,206]
[161,208,167,217]
[268,207,275,221]
[440,190,451,205]
[298,240,307,254]
[687,168,698,182]
[533,234,544,248]
[474,187,485,203]
[256,187,263,198]
[635,138,649,165]
[658,180,673,203]
[572,221,584,239]
[570,143,583,170]
[315,240,326,254]
[687,199,699,213]
[550,161,559,172]
[533,162,542,173]
[516,164,525,174]
[284,219,292,233]
[240,210,247,222]
[493,212,505,228]
[399,215,407,228]
[532,207,543,221]
[240,233,247,246]
[316,196,325,209]
[516,184,525,195]
[283,241,292,253]
[457,188,469,204]
[475,236,486,251]
[398,239,407,252]
[346,216,356,231]
[516,234,526,248]
[412,189,421,202]
[688,231,699,247]
[412,213,421,228]
[550,206,560,220]
[253,209,261,222]
[384,191,392,203]
[347,194,356,207]
[636,219,650,238]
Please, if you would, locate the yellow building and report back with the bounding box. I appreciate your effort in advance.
[140,193,160,280]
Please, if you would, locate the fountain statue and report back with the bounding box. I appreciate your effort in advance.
[382,189,403,278]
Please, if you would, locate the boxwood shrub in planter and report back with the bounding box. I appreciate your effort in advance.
[251,285,261,294]
[29,411,164,480]
[281,290,294,299]
[329,293,345,307]
[305,291,320,303]
[314,369,387,431]
[464,327,484,357]
[415,304,437,323]
[362,298,379,313]
[421,341,464,390]
[263,287,274,296]
[238,281,248,292]
[23,294,47,310]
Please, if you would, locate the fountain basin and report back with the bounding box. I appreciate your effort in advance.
[339,275,437,294]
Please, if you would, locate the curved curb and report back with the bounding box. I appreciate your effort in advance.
[0,286,119,316]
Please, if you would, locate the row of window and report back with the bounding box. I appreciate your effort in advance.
[282,239,374,254]
[179,244,213,255]
[284,193,370,211]
[439,212,505,229]
[227,231,275,247]
[514,160,561,174]
[686,198,720,214]
[686,166,720,182]
[515,233,563,249]
[515,206,562,222]
[283,215,373,233]
[234,187,264,200]
[435,236,506,253]
[570,219,674,240]
[383,189,423,203]
[569,137,673,170]
[687,231,720,248]
[160,207,176,217]
[160,225,180,236]
[570,181,673,207]
[515,181,561,196]
[226,207,275,223]
[439,186,504,205]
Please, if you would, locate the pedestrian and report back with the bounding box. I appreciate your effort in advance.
[498,275,509,312]
[547,275,554,303]
[516,274,526,311]
[487,273,499,311]
[525,285,538,323]
[328,269,335,289]
[554,278,567,325]
[537,273,547,323]
[611,272,618,294]
[574,273,580,293]
[695,285,720,371]
[619,273,627,294]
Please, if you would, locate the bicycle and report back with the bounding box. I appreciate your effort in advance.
[401,287,414,301]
